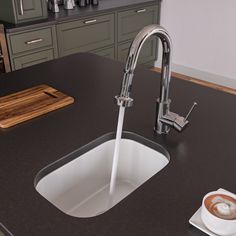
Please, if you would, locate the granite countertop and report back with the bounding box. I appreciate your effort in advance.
[3,0,160,33]
[0,53,236,236]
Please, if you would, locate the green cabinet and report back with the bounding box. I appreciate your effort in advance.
[13,49,54,70]
[7,25,58,71]
[56,4,158,66]
[117,5,158,43]
[118,39,157,65]
[117,4,158,66]
[8,27,55,55]
[14,0,48,23]
[57,14,115,57]
[5,2,160,71]
[0,0,47,24]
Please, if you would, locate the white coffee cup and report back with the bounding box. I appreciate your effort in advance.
[201,191,236,236]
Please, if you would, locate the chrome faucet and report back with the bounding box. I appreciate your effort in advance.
[115,24,197,134]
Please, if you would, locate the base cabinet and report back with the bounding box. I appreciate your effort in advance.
[118,5,158,43]
[8,27,55,55]
[55,4,158,67]
[13,49,54,70]
[118,38,157,66]
[7,25,58,71]
[116,4,158,66]
[57,14,115,57]
[6,3,159,71]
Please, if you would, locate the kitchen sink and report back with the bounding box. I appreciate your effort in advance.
[35,132,169,218]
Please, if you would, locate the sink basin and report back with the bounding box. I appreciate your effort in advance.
[35,132,169,218]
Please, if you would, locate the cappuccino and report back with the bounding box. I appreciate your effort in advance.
[204,194,236,220]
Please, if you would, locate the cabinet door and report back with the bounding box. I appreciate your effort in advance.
[13,49,54,70]
[14,0,47,22]
[118,5,158,43]
[118,39,157,66]
[57,14,115,57]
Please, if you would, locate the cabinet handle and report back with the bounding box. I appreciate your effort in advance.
[136,9,146,13]
[19,0,24,15]
[25,38,44,45]
[84,19,97,24]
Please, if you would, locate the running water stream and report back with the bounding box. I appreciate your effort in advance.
[108,106,126,205]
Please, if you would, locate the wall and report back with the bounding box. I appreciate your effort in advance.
[156,0,236,88]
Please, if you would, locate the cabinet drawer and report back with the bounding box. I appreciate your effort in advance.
[13,49,54,70]
[118,5,158,43]
[118,39,157,65]
[57,14,115,57]
[92,47,115,60]
[9,27,54,55]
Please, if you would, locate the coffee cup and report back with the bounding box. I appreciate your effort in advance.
[201,191,236,235]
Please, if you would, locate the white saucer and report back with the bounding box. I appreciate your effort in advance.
[189,188,236,236]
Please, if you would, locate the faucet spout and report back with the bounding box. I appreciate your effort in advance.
[117,25,172,105]
[115,24,196,134]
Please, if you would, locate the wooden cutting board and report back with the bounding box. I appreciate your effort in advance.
[0,84,74,128]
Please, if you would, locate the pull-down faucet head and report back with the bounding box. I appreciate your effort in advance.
[116,24,172,107]
[115,24,197,134]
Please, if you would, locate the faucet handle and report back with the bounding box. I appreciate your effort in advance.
[160,102,197,132]
[173,101,197,132]
[184,102,197,121]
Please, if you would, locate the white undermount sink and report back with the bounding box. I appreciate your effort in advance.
[35,132,170,218]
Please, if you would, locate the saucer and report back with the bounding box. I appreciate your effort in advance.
[189,188,236,236]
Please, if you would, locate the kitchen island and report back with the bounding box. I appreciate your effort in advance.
[0,53,235,236]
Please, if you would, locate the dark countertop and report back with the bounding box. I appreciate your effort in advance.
[0,53,236,236]
[3,0,160,33]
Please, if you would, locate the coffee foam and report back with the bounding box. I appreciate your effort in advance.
[204,194,236,220]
